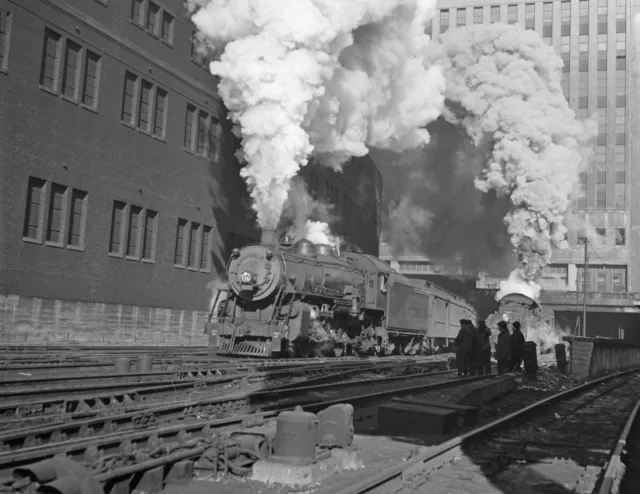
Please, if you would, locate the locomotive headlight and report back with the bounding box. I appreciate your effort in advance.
[232,248,240,258]
[265,250,273,260]
[240,271,252,283]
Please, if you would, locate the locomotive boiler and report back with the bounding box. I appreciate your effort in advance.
[204,230,477,358]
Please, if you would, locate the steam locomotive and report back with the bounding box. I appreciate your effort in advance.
[204,230,477,358]
[485,292,555,348]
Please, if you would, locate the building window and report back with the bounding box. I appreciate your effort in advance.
[595,227,607,245]
[508,4,517,24]
[109,201,155,260]
[131,0,145,27]
[611,267,627,292]
[23,177,47,242]
[561,1,571,35]
[146,1,160,37]
[67,189,88,249]
[596,184,606,208]
[579,0,589,34]
[474,7,483,24]
[617,32,626,54]
[615,183,626,207]
[46,183,68,245]
[121,71,167,137]
[174,218,187,265]
[0,9,12,73]
[40,29,61,92]
[598,0,608,34]
[491,5,500,23]
[425,21,433,36]
[196,110,208,156]
[561,52,570,73]
[174,222,212,273]
[457,9,466,27]
[161,11,174,45]
[525,3,535,29]
[137,80,153,132]
[440,10,449,33]
[616,55,626,70]
[542,2,552,36]
[109,201,126,255]
[616,0,626,33]
[184,103,219,160]
[615,227,626,245]
[576,172,587,208]
[190,32,210,69]
[577,230,587,245]
[121,71,138,125]
[82,50,101,110]
[142,209,158,261]
[153,88,167,139]
[561,36,571,53]
[61,40,81,101]
[126,205,142,258]
[200,226,212,272]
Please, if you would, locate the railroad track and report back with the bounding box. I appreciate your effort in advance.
[332,369,640,494]
[0,367,478,481]
[0,358,445,426]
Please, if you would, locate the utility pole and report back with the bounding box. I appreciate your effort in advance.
[582,237,589,338]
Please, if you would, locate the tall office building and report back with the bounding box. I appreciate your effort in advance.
[0,0,381,344]
[427,0,638,294]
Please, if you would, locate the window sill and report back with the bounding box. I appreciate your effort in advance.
[142,258,155,264]
[81,103,99,114]
[199,268,211,274]
[23,236,43,245]
[161,39,173,48]
[125,255,141,262]
[39,85,59,97]
[147,30,160,40]
[108,251,124,258]
[61,94,79,105]
[130,19,145,30]
[67,244,85,252]
[152,134,166,143]
[0,67,7,75]
[174,263,186,269]
[187,266,199,272]
[121,121,137,131]
[45,241,65,249]
[137,127,152,137]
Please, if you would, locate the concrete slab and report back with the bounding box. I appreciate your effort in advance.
[378,402,459,435]
[441,375,517,406]
[251,448,363,487]
[391,397,479,426]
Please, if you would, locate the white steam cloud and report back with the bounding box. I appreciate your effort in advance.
[437,24,596,287]
[187,0,444,229]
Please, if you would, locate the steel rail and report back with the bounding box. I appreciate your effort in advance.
[0,370,485,475]
[331,367,640,494]
[598,395,640,494]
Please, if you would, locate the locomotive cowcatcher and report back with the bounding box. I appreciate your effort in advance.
[204,230,476,358]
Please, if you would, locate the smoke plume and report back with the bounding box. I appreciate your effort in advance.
[187,0,444,230]
[440,24,595,283]
[277,176,336,243]
[384,24,595,293]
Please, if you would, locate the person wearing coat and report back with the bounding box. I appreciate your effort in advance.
[477,320,492,375]
[495,320,512,374]
[510,321,526,372]
[454,319,473,377]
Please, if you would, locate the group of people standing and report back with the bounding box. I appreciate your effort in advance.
[454,318,526,376]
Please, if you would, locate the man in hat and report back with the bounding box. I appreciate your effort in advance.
[476,320,492,375]
[454,319,473,376]
[495,320,512,374]
[510,321,526,373]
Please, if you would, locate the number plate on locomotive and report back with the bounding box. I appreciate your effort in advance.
[241,284,253,291]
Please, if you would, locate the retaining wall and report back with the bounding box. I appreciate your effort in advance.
[563,336,640,379]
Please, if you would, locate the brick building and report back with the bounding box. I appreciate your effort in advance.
[0,0,382,345]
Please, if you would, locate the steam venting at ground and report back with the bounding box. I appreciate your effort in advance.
[277,177,341,246]
[187,0,444,231]
[525,320,570,354]
[386,24,594,297]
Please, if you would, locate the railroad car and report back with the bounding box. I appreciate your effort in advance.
[485,292,555,348]
[204,230,477,358]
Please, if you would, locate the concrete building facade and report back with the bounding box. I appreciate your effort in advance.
[0,0,381,345]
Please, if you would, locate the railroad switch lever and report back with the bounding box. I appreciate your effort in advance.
[11,455,101,494]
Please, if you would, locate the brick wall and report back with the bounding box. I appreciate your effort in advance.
[0,294,208,345]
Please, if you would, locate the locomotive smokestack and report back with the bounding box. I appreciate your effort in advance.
[261,229,277,246]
